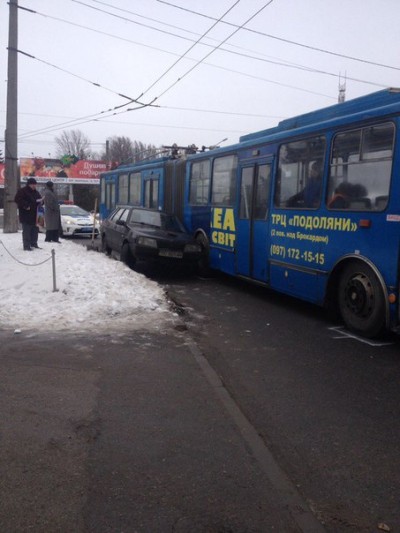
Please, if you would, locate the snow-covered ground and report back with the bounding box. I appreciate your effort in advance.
[0,231,176,334]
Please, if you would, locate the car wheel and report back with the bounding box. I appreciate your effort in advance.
[102,235,112,255]
[338,261,385,338]
[121,242,136,268]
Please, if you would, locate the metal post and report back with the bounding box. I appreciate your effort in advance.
[51,248,59,292]
[90,197,98,248]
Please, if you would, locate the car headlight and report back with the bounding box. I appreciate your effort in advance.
[184,244,202,253]
[137,236,158,248]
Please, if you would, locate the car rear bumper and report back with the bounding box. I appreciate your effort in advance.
[64,226,99,236]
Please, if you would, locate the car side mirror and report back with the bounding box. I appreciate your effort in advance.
[116,219,126,226]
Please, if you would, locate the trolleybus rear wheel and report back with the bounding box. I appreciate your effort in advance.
[338,262,385,338]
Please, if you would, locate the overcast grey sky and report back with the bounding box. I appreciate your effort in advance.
[1,0,399,159]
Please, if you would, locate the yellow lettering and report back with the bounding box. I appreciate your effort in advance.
[223,209,235,231]
[212,208,223,229]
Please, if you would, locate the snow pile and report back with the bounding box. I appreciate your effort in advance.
[0,231,175,333]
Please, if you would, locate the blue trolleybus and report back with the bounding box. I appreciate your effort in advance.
[100,88,400,338]
[99,155,186,222]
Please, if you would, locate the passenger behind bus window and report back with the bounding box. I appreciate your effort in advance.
[328,182,368,209]
[287,161,323,208]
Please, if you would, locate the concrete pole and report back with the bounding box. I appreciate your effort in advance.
[4,0,19,233]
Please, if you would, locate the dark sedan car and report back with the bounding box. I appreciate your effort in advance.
[100,206,202,268]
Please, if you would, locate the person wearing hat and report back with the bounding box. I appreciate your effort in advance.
[42,181,61,243]
[14,177,42,251]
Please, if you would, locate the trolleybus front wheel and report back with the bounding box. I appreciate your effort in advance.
[196,233,210,277]
[338,262,385,338]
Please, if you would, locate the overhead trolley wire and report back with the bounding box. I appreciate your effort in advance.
[17,3,389,96]
[14,1,388,141]
[138,0,243,101]
[141,0,276,104]
[157,0,400,72]
[9,47,140,104]
[79,0,312,71]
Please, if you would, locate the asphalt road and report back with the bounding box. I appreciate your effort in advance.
[155,269,400,533]
[2,235,398,532]
[75,235,400,531]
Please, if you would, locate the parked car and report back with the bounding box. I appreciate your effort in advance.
[101,206,202,268]
[60,204,99,238]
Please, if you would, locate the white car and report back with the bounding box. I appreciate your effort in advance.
[60,204,99,238]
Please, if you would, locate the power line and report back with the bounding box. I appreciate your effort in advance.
[22,3,391,90]
[157,0,400,72]
[14,1,388,143]
[81,0,313,72]
[18,3,390,95]
[9,47,145,104]
[145,1,276,103]
[138,0,241,100]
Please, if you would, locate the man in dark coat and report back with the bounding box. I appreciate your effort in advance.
[14,177,42,251]
[42,181,61,243]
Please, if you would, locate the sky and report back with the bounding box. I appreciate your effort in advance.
[0,230,177,333]
[1,0,400,159]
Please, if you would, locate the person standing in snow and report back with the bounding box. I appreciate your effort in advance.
[42,181,62,243]
[14,177,42,251]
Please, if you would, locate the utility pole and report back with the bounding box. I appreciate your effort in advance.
[4,0,19,233]
[106,139,110,168]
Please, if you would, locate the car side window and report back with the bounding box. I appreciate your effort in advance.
[119,209,129,222]
[110,208,124,221]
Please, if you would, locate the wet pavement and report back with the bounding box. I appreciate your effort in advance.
[0,323,324,532]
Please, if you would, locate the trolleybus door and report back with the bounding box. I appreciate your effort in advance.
[235,161,272,282]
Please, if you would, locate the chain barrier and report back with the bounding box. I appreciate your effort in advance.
[0,239,52,266]
[0,239,59,292]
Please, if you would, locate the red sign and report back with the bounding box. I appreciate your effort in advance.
[19,157,113,184]
[0,164,4,188]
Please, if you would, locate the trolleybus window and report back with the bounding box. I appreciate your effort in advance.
[328,122,394,210]
[275,136,326,209]
[189,160,211,205]
[240,164,270,220]
[119,173,128,204]
[105,181,115,211]
[129,172,141,205]
[211,155,237,206]
[144,178,159,209]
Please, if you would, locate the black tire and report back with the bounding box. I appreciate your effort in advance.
[102,235,111,256]
[338,262,385,338]
[121,242,136,268]
[196,233,210,277]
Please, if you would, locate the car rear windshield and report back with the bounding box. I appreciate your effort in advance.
[60,206,89,216]
[130,210,185,232]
